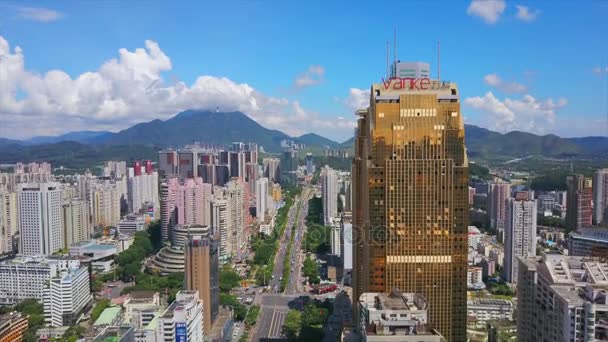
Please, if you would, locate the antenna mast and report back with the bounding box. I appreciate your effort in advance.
[386,41,389,79]
[393,28,397,65]
[438,40,441,81]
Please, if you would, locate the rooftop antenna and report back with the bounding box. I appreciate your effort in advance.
[386,41,390,79]
[393,28,397,66]
[437,40,441,81]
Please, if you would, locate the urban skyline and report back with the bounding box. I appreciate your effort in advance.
[0,1,607,141]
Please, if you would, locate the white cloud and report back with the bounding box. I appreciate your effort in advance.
[16,7,63,22]
[515,5,539,22]
[465,91,567,133]
[0,36,351,140]
[467,0,506,24]
[593,66,608,74]
[484,73,528,93]
[294,65,325,88]
[344,88,370,112]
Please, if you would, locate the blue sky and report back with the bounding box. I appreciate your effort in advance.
[0,0,607,141]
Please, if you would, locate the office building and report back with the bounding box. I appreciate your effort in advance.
[489,183,511,231]
[118,214,147,234]
[358,290,445,341]
[185,229,220,333]
[18,182,64,255]
[504,193,537,283]
[330,218,341,257]
[321,166,338,225]
[352,61,467,341]
[256,178,269,223]
[158,150,179,178]
[62,199,91,248]
[593,169,608,225]
[566,174,592,231]
[43,264,91,327]
[262,158,280,183]
[0,257,86,307]
[104,161,127,178]
[518,254,608,341]
[280,150,298,186]
[156,290,204,342]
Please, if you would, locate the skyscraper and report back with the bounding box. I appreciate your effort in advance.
[321,166,338,225]
[212,199,231,261]
[263,158,281,183]
[566,174,592,231]
[503,193,537,283]
[593,169,608,225]
[280,150,298,186]
[18,182,64,255]
[185,228,219,334]
[0,191,14,254]
[226,179,246,259]
[256,178,269,223]
[352,61,468,341]
[489,183,511,231]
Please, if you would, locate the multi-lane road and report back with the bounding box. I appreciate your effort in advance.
[252,187,313,341]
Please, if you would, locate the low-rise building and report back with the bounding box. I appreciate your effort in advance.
[467,299,514,328]
[568,227,608,256]
[93,307,123,327]
[123,291,163,329]
[358,290,445,341]
[69,240,117,273]
[0,256,83,305]
[117,214,147,234]
[467,267,485,290]
[156,290,204,342]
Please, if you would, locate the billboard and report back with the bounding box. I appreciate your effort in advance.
[176,322,187,342]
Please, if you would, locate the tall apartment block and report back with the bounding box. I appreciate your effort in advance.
[566,174,592,231]
[503,193,537,283]
[593,169,608,225]
[489,183,511,231]
[321,166,338,225]
[352,61,468,341]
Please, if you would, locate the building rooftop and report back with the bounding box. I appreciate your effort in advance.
[94,307,122,326]
[128,291,157,300]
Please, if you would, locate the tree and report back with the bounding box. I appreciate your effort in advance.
[219,265,242,293]
[303,256,320,284]
[91,299,111,322]
[283,310,301,340]
[245,305,261,326]
[220,294,247,321]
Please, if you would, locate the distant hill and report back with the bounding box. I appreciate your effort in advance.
[91,110,290,152]
[25,131,112,145]
[295,133,340,149]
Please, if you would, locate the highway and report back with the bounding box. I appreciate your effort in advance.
[252,190,303,341]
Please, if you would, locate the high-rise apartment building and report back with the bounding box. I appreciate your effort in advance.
[62,199,91,247]
[127,170,159,215]
[504,193,537,283]
[211,199,231,261]
[305,153,314,175]
[1,192,18,240]
[518,254,608,341]
[0,191,14,254]
[321,166,338,225]
[160,178,212,243]
[226,179,246,259]
[256,178,269,222]
[566,174,593,231]
[263,158,281,183]
[593,169,608,225]
[185,229,220,333]
[489,183,511,231]
[158,150,179,178]
[89,181,121,228]
[18,182,64,255]
[352,61,468,341]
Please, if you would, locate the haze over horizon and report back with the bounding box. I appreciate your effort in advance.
[0,0,607,141]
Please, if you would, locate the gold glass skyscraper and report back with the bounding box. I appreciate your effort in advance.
[352,62,468,341]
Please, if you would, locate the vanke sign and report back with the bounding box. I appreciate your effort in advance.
[382,77,451,91]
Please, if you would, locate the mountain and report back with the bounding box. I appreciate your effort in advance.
[91,110,290,152]
[340,137,354,148]
[0,138,21,147]
[25,131,112,145]
[295,133,340,149]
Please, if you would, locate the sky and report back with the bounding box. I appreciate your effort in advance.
[0,0,607,142]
